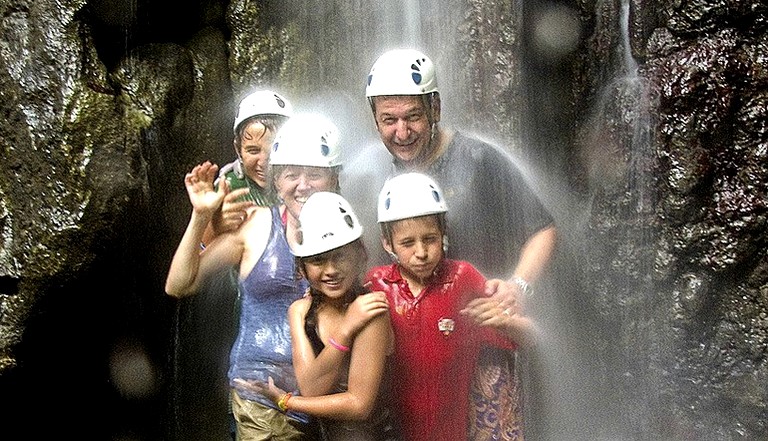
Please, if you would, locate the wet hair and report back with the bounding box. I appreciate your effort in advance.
[369,92,441,126]
[296,239,368,355]
[379,212,448,249]
[268,164,343,195]
[234,114,289,149]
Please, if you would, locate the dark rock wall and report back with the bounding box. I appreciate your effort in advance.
[0,1,244,439]
[0,0,765,440]
[575,0,768,438]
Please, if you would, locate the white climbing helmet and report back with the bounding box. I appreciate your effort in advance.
[366,48,439,97]
[233,90,293,134]
[377,172,448,223]
[293,192,363,257]
[270,112,342,168]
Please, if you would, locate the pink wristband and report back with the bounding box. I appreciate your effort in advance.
[328,337,350,352]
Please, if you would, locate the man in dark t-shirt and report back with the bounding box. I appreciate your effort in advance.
[343,48,557,441]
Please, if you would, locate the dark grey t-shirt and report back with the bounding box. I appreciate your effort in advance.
[416,132,553,279]
[342,132,553,279]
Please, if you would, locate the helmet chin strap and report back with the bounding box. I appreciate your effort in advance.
[232,135,247,179]
[234,157,245,179]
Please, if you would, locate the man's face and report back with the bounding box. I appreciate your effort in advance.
[372,95,434,168]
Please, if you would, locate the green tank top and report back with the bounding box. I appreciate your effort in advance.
[216,160,278,207]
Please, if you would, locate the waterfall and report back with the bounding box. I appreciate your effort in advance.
[576,0,660,437]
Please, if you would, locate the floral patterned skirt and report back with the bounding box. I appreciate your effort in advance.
[469,347,524,441]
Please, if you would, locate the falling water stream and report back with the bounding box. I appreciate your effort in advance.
[113,0,655,439]
[4,0,765,440]
[170,1,613,440]
[570,0,661,437]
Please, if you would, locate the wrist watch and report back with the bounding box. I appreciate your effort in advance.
[513,276,533,298]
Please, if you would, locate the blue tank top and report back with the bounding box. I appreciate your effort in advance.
[228,206,310,423]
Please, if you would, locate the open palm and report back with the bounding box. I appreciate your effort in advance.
[184,161,226,214]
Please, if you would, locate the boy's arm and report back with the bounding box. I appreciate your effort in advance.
[461,295,539,349]
[460,260,540,349]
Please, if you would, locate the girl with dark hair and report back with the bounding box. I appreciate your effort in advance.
[236,192,400,441]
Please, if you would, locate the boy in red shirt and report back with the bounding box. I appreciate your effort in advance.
[365,172,536,441]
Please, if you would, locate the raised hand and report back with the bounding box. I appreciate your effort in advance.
[211,187,256,234]
[184,161,226,216]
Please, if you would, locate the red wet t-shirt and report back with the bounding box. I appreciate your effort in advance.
[365,259,514,441]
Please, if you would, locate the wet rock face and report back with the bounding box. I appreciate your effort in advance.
[581,0,768,438]
[0,1,137,373]
[0,0,766,440]
[0,0,236,438]
[650,26,768,438]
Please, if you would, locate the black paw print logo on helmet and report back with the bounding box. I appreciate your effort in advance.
[320,134,330,157]
[377,172,448,224]
[273,93,287,109]
[410,57,428,86]
[366,49,438,98]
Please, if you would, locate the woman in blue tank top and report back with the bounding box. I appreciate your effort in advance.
[166,113,375,440]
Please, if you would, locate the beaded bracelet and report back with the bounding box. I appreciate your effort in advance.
[328,337,350,352]
[277,392,293,412]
